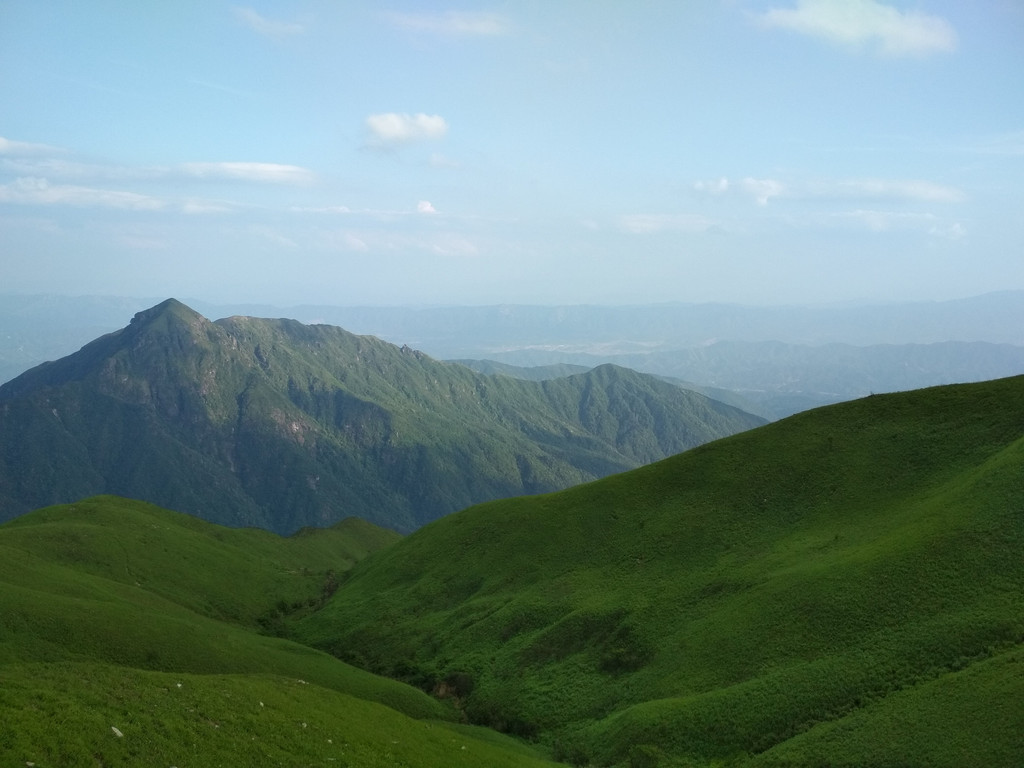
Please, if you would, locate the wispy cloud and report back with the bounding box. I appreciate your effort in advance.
[181,199,234,215]
[756,0,957,57]
[233,7,303,38]
[366,113,448,147]
[0,136,65,156]
[247,224,300,249]
[742,177,785,206]
[180,162,315,185]
[291,201,444,218]
[695,175,964,204]
[385,11,511,37]
[0,177,166,210]
[318,229,478,257]
[1,157,128,178]
[617,213,716,234]
[819,178,965,202]
[3,155,316,186]
[834,209,965,237]
[693,177,729,195]
[290,204,353,214]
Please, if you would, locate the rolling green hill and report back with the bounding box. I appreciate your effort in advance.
[294,375,1024,766]
[0,495,559,767]
[0,298,763,534]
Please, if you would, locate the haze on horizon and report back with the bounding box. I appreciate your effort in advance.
[1,1,1022,308]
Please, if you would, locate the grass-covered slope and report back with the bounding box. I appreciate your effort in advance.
[295,376,1024,766]
[0,496,559,767]
[0,298,763,533]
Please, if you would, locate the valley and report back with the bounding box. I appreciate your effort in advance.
[1,372,1022,765]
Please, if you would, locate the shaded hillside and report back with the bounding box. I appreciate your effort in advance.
[0,299,763,533]
[295,375,1024,766]
[457,358,768,420]
[0,496,558,767]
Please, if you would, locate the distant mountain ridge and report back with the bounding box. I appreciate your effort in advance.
[485,338,1024,419]
[3,292,1021,419]
[0,299,763,533]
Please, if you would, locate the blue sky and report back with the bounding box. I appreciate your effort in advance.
[1,0,1022,306]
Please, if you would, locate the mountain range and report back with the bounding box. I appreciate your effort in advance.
[0,298,762,533]
[2,373,1022,766]
[3,292,1022,419]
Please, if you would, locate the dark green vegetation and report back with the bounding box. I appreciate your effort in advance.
[294,375,1024,766]
[0,299,763,534]
[457,358,766,421]
[453,359,594,381]
[0,495,559,767]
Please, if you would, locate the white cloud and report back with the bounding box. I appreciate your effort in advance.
[757,0,957,57]
[1,157,110,178]
[741,177,785,205]
[417,200,438,214]
[697,174,961,205]
[366,113,448,147]
[841,209,923,232]
[694,177,730,194]
[2,156,316,186]
[343,233,370,252]
[290,204,353,214]
[233,7,303,37]
[248,225,300,249]
[0,177,165,210]
[385,11,511,37]
[617,213,715,234]
[831,209,964,237]
[824,178,964,202]
[180,162,315,184]
[317,228,478,257]
[0,136,64,156]
[930,221,966,239]
[181,199,233,215]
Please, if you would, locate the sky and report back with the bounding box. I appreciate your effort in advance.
[1,0,1022,307]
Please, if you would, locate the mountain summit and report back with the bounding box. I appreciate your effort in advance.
[0,300,763,533]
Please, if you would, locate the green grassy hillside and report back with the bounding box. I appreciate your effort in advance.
[0,299,763,533]
[295,376,1024,766]
[0,496,559,767]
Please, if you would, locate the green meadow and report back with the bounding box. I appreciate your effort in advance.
[0,496,557,766]
[295,375,1024,766]
[2,376,1023,766]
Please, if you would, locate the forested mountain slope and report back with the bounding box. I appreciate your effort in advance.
[0,299,762,533]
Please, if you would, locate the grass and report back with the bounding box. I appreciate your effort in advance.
[0,662,559,768]
[5,376,1024,766]
[0,496,560,766]
[294,375,1024,766]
